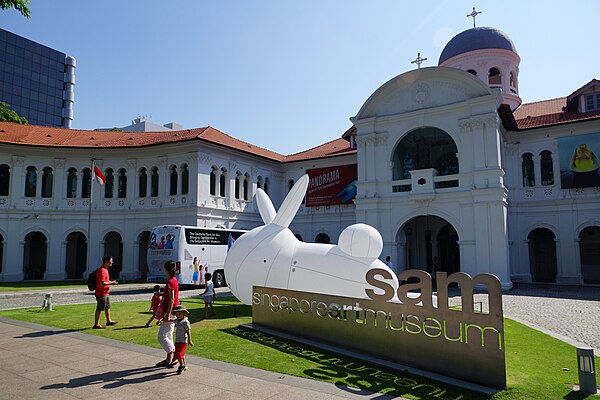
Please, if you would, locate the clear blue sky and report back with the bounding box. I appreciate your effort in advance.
[1,1,598,154]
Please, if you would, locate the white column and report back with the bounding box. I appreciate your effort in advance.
[573,238,584,284]
[35,169,42,198]
[46,240,67,280]
[121,236,135,280]
[133,240,140,279]
[534,153,542,188]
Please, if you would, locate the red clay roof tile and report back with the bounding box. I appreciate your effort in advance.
[514,97,600,130]
[0,122,354,163]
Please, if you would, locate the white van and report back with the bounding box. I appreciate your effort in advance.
[147,225,245,287]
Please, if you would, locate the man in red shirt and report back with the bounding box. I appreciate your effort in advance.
[93,256,118,329]
[156,261,180,367]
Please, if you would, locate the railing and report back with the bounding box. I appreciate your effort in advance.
[391,174,459,193]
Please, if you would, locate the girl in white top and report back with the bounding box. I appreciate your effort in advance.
[202,272,216,317]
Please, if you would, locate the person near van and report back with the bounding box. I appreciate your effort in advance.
[146,285,163,327]
[93,256,118,329]
[155,261,180,368]
[202,272,216,317]
[192,257,199,285]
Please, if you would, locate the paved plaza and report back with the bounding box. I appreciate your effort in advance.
[0,317,403,400]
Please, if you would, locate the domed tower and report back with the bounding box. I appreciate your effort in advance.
[439,27,521,110]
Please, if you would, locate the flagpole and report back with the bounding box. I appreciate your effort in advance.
[87,157,94,275]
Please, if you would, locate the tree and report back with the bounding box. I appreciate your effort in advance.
[0,102,28,124]
[109,127,124,132]
[0,0,30,17]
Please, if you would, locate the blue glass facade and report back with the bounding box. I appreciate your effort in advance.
[0,28,73,127]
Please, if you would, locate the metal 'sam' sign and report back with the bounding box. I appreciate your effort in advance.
[252,270,506,389]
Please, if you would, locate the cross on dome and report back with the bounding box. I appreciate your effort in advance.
[467,7,482,28]
[411,52,427,69]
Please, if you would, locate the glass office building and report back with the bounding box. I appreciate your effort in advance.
[0,28,75,128]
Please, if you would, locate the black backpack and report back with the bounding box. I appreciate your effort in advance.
[87,269,98,291]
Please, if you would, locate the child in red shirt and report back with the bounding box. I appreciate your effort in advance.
[146,285,163,327]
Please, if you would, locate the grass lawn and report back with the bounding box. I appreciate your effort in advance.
[0,298,598,400]
[0,280,88,291]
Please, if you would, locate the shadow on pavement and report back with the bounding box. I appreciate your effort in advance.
[15,328,85,338]
[40,366,171,390]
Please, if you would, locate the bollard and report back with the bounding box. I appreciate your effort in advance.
[577,347,597,394]
[44,293,53,311]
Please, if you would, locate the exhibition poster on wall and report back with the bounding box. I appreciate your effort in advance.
[558,132,600,189]
[305,164,357,207]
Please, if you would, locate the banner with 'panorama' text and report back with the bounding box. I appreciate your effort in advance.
[305,164,357,207]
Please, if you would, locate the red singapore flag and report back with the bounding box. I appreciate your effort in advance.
[93,165,106,185]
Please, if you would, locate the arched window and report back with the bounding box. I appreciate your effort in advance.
[118,168,127,198]
[104,168,114,198]
[315,233,331,244]
[243,173,249,201]
[264,177,270,195]
[150,167,159,197]
[509,71,517,93]
[0,164,10,196]
[522,153,535,187]
[41,167,53,198]
[288,179,295,192]
[82,168,92,198]
[392,127,459,180]
[169,165,177,196]
[234,171,242,199]
[24,166,37,197]
[257,175,263,190]
[467,69,477,76]
[138,168,147,198]
[180,164,189,195]
[488,67,501,86]
[219,168,227,197]
[210,166,218,196]
[540,150,554,186]
[67,168,77,198]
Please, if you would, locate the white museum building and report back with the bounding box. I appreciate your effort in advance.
[0,25,599,286]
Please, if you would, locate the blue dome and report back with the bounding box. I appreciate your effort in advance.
[438,27,517,65]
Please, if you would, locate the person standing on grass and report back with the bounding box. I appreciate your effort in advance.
[156,261,179,368]
[93,256,118,329]
[201,272,216,317]
[146,285,163,327]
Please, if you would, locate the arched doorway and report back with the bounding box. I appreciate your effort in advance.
[315,233,331,244]
[23,232,47,280]
[437,224,460,276]
[104,232,123,279]
[398,216,460,275]
[528,228,557,283]
[138,231,151,279]
[65,232,87,279]
[579,226,600,284]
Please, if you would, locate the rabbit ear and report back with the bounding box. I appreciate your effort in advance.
[272,174,309,228]
[255,188,276,224]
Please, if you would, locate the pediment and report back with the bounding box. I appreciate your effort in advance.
[354,67,492,120]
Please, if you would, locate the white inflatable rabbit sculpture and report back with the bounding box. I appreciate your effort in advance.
[224,174,400,305]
